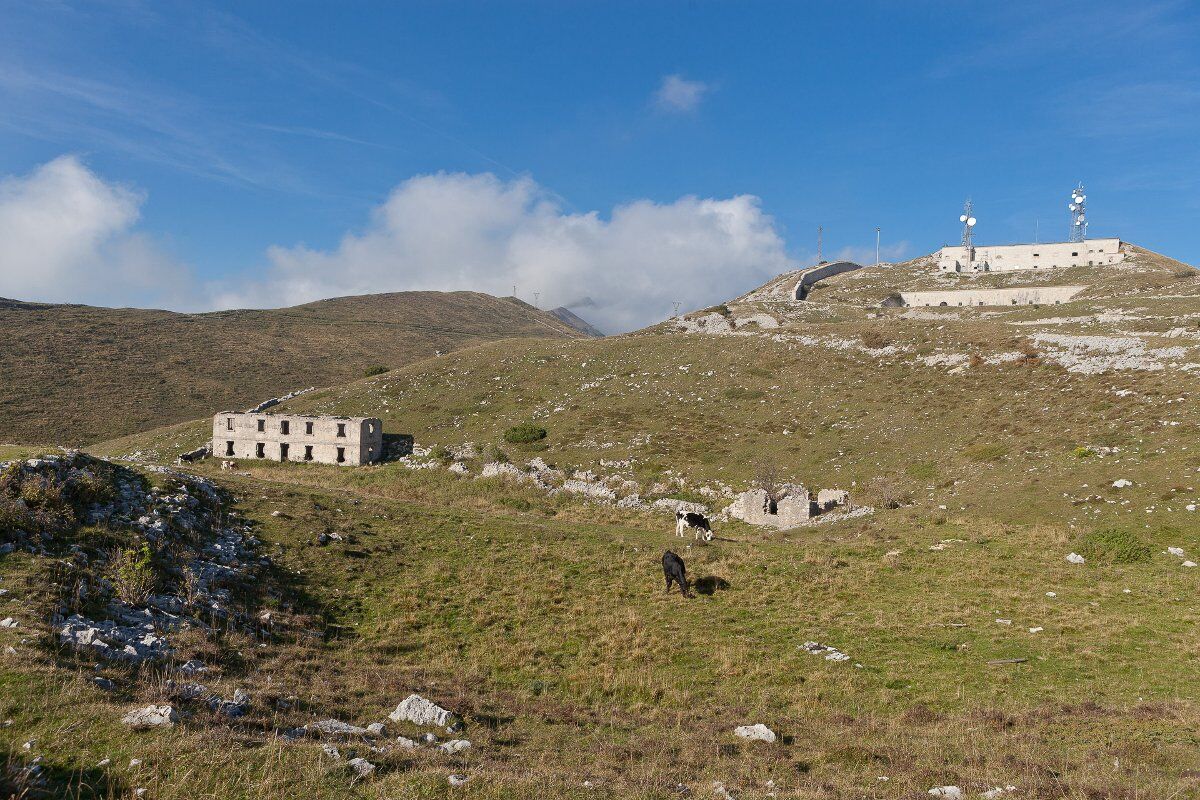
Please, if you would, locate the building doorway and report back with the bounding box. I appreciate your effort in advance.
[280,443,289,462]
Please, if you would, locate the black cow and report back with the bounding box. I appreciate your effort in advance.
[662,550,693,598]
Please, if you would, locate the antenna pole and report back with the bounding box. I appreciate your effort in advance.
[875,226,881,265]
[1035,218,1039,244]
[672,300,682,317]
[533,291,540,308]
[817,226,823,264]
[1069,183,1087,243]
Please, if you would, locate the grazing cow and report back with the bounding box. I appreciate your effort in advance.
[662,550,693,598]
[675,510,713,541]
[221,460,238,471]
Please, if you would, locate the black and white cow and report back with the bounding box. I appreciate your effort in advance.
[662,550,693,598]
[675,510,713,541]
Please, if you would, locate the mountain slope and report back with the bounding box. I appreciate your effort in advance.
[549,305,605,337]
[0,290,585,446]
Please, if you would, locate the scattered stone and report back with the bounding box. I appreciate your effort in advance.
[448,774,469,787]
[0,618,17,628]
[395,735,419,749]
[346,757,375,779]
[388,694,462,731]
[1111,478,1133,488]
[1045,592,1056,597]
[1168,546,1186,557]
[981,787,1018,799]
[122,705,179,729]
[995,619,1012,626]
[438,739,472,754]
[366,722,386,736]
[1183,561,1197,568]
[1066,552,1085,564]
[322,743,341,760]
[928,787,963,799]
[308,719,371,739]
[97,758,110,767]
[712,781,737,800]
[448,462,469,476]
[800,641,851,662]
[733,724,776,743]
[1028,627,1043,634]
[92,677,115,691]
[129,759,142,767]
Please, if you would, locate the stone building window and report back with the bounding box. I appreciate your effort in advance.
[280,443,289,461]
[336,423,346,438]
[226,417,234,431]
[256,443,265,458]
[257,419,265,432]
[304,445,313,461]
[225,441,234,456]
[336,447,346,463]
[305,421,314,435]
[280,420,290,435]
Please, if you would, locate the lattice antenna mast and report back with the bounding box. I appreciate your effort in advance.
[1068,183,1087,243]
[817,226,823,263]
[959,199,977,248]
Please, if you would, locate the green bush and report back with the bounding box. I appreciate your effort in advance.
[964,442,1009,462]
[363,365,390,377]
[723,387,765,401]
[106,542,157,605]
[1075,527,1153,565]
[504,423,547,444]
[1073,446,1096,459]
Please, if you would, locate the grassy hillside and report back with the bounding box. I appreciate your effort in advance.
[0,291,585,446]
[8,245,1200,797]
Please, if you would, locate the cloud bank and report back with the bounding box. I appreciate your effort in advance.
[0,158,796,332]
[0,156,192,308]
[218,171,792,332]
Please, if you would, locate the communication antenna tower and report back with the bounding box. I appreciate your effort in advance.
[533,291,540,308]
[1068,183,1087,243]
[958,199,977,249]
[672,300,682,317]
[817,226,823,263]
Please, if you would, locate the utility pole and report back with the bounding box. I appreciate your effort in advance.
[817,226,823,264]
[875,227,881,265]
[512,284,517,298]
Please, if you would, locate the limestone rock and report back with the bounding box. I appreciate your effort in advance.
[927,787,963,799]
[732,724,776,743]
[438,739,472,754]
[1065,552,1085,564]
[388,694,462,731]
[122,705,179,729]
[346,757,375,779]
[448,774,470,787]
[308,719,371,739]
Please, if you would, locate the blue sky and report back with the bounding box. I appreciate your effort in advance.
[1,1,1198,331]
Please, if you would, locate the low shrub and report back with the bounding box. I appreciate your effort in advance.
[504,423,547,444]
[964,442,1009,462]
[106,542,157,605]
[723,387,765,401]
[363,365,390,377]
[1074,527,1153,565]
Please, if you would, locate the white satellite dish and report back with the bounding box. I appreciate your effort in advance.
[967,217,977,226]
[959,214,968,222]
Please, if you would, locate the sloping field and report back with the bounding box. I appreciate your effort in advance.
[0,291,585,446]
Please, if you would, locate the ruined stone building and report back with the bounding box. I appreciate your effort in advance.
[212,412,383,466]
[726,483,851,529]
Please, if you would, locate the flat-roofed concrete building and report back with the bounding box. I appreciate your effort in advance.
[213,412,383,466]
[937,238,1122,273]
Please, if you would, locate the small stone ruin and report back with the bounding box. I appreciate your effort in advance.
[726,483,851,530]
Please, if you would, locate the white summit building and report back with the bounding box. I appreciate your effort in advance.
[937,238,1123,273]
[936,185,1123,273]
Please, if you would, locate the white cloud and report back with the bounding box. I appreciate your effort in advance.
[218,171,792,333]
[0,155,193,307]
[653,74,709,113]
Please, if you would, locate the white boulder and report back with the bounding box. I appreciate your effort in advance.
[1065,552,1085,564]
[732,723,776,743]
[121,705,179,729]
[389,694,462,730]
